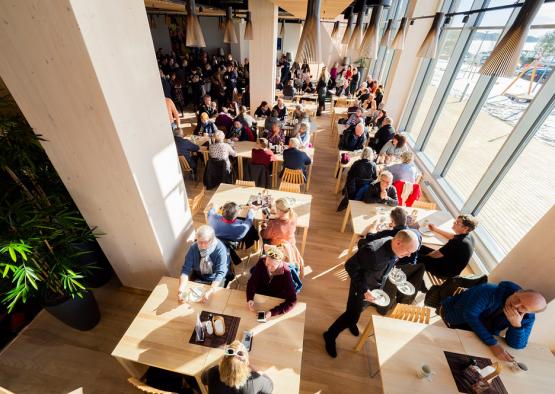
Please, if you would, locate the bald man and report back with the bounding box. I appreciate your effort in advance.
[440,281,546,361]
[324,230,419,357]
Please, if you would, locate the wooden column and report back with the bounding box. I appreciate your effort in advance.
[248,0,278,108]
[0,0,194,289]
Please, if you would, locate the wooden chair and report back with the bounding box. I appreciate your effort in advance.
[354,304,432,352]
[281,168,305,186]
[178,155,194,180]
[335,97,349,108]
[412,200,437,210]
[427,272,445,287]
[279,181,301,193]
[235,180,256,187]
[187,188,205,216]
[127,377,176,394]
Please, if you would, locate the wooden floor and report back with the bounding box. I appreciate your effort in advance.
[0,109,423,394]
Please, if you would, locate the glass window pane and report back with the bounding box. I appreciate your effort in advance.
[445,25,555,200]
[477,109,555,257]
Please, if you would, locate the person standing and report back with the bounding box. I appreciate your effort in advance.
[316,67,328,116]
[323,230,419,357]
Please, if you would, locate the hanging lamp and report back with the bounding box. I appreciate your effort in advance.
[295,0,322,64]
[480,0,544,77]
[331,21,340,40]
[223,6,238,44]
[244,11,253,40]
[380,18,393,47]
[391,17,407,50]
[417,12,445,58]
[185,0,205,47]
[349,6,367,52]
[341,8,355,45]
[359,5,383,59]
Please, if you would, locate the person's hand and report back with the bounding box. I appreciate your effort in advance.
[265,311,272,321]
[200,289,212,303]
[428,223,437,232]
[260,220,268,230]
[247,300,255,311]
[364,290,375,303]
[232,137,239,142]
[504,305,524,328]
[380,189,387,200]
[177,290,186,304]
[489,344,514,362]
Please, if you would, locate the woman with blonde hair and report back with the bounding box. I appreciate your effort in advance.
[201,340,273,393]
[261,198,297,245]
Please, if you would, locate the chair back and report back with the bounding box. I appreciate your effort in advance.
[127,377,177,394]
[335,97,349,108]
[178,155,192,174]
[235,180,256,187]
[390,303,431,324]
[279,182,301,193]
[188,188,205,215]
[282,168,305,185]
[412,200,437,210]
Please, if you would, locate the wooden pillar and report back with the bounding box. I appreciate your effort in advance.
[249,0,278,108]
[0,0,194,290]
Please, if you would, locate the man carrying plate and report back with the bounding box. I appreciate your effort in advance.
[323,230,419,358]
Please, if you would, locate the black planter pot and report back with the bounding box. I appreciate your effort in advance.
[72,240,113,288]
[43,291,101,331]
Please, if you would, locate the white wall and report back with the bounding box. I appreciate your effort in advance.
[280,22,302,59]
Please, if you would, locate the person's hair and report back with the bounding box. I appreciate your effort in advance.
[260,101,268,108]
[275,198,296,221]
[400,151,414,164]
[271,109,279,117]
[299,122,308,132]
[394,229,417,245]
[457,214,478,232]
[240,105,247,114]
[200,112,209,122]
[264,244,285,261]
[378,110,387,118]
[218,340,250,389]
[258,138,268,148]
[203,94,211,101]
[196,225,215,242]
[214,131,225,143]
[380,170,393,182]
[390,207,408,227]
[361,147,374,161]
[222,202,238,221]
[295,104,302,111]
[172,127,183,137]
[394,133,407,149]
[289,138,301,148]
[383,116,392,124]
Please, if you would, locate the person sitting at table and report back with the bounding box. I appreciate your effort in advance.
[356,82,370,101]
[173,126,200,172]
[246,244,298,319]
[263,121,285,146]
[272,98,287,121]
[226,119,254,142]
[254,101,272,118]
[207,201,255,243]
[362,93,377,112]
[197,94,216,121]
[440,281,547,361]
[261,198,297,246]
[209,131,237,173]
[367,109,387,128]
[338,122,367,152]
[362,171,398,206]
[297,122,311,147]
[379,133,409,159]
[201,340,274,393]
[195,112,217,136]
[347,100,361,114]
[370,116,395,154]
[291,105,305,122]
[282,138,312,178]
[251,138,276,169]
[215,107,234,133]
[386,151,420,184]
[236,105,255,129]
[264,109,281,133]
[345,108,364,127]
[178,225,229,303]
[418,214,477,280]
[324,230,420,357]
[337,147,377,211]
[283,79,297,99]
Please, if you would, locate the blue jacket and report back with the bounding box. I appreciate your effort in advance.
[442,281,535,349]
[283,147,312,175]
[174,136,199,168]
[181,240,229,284]
[207,208,254,241]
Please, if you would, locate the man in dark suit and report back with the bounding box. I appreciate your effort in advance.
[282,138,312,178]
[371,116,395,153]
[363,171,398,206]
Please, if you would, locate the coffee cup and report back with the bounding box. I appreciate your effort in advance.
[417,364,434,380]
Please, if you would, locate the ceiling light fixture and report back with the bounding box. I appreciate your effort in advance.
[417,12,445,58]
[244,11,253,40]
[185,0,205,47]
[359,5,383,60]
[223,6,238,44]
[380,18,393,47]
[391,17,407,50]
[341,7,355,45]
[349,6,367,51]
[295,0,322,64]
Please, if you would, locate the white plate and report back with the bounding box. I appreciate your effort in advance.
[397,281,416,296]
[370,289,390,307]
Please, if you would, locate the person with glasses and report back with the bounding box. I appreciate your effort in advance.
[201,340,274,393]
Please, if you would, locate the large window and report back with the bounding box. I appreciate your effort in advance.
[477,109,555,257]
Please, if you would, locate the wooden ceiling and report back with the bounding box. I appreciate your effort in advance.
[274,0,352,20]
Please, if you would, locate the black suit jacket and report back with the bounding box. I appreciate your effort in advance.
[363,181,399,206]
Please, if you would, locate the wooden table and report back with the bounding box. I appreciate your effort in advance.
[112,277,307,394]
[373,315,555,394]
[340,201,451,256]
[203,183,312,256]
[232,141,315,191]
[333,150,363,194]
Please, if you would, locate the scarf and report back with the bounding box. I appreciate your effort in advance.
[199,239,217,275]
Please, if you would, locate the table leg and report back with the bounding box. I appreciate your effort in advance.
[196,374,208,394]
[340,202,351,233]
[114,356,148,378]
[238,156,244,180]
[306,165,313,192]
[334,156,340,177]
[335,167,344,194]
[300,227,308,256]
[354,318,374,352]
[347,233,358,256]
[272,162,279,189]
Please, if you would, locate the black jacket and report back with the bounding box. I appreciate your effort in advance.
[363,181,398,206]
[283,148,312,175]
[371,124,395,153]
[345,159,377,198]
[338,129,367,151]
[174,136,199,169]
[363,225,422,265]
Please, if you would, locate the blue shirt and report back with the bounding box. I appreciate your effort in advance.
[283,147,312,175]
[207,208,254,241]
[442,281,535,349]
[181,240,229,284]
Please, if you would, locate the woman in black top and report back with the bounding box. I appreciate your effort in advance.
[316,67,328,116]
[254,101,272,118]
[337,147,377,211]
[201,340,273,394]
